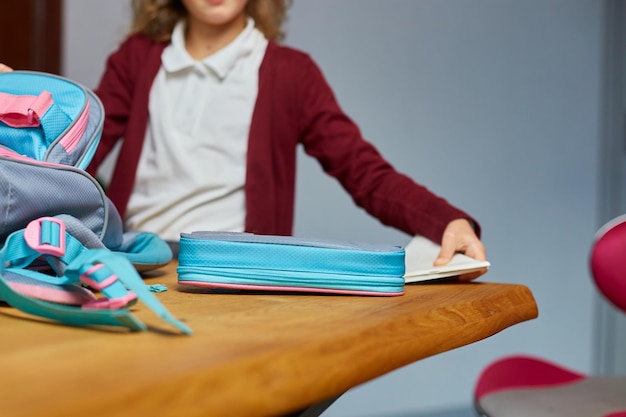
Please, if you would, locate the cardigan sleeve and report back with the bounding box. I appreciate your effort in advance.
[291,51,480,243]
[87,34,151,176]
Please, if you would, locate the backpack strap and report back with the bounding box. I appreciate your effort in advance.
[116,231,173,271]
[0,90,53,127]
[0,217,191,334]
[48,214,173,273]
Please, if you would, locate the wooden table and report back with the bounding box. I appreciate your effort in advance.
[0,261,537,417]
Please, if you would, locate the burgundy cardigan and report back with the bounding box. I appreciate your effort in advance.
[88,34,479,243]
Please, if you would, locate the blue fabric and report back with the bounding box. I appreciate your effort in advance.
[0,72,182,333]
[0,71,84,162]
[0,218,190,334]
[0,71,172,269]
[178,231,405,295]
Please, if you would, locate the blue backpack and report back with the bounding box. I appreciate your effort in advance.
[0,71,190,334]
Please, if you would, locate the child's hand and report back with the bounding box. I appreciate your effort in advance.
[434,218,487,271]
[0,64,14,73]
[434,218,487,281]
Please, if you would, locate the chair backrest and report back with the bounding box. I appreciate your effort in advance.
[590,214,626,314]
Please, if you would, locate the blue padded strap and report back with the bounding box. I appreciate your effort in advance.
[64,249,191,335]
[116,231,173,271]
[0,277,146,330]
[0,230,146,331]
[53,215,173,272]
[0,218,191,334]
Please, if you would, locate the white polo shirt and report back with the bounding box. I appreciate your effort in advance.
[125,18,268,241]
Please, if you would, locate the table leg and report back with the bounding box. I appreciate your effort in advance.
[282,395,342,417]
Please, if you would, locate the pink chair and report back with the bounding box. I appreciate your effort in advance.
[473,215,626,417]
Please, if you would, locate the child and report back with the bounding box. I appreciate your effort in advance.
[31,0,489,267]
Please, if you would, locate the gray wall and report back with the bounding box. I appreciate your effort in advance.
[63,1,604,416]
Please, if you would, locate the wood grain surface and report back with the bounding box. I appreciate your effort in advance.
[0,261,537,417]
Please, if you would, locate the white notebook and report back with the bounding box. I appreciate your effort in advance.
[403,236,490,283]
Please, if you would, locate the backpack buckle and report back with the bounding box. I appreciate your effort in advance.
[24,217,66,256]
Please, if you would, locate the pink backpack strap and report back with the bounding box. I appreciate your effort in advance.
[0,90,53,128]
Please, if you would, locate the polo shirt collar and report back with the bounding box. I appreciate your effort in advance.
[162,18,259,80]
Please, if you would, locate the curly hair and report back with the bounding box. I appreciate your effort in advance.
[130,0,292,42]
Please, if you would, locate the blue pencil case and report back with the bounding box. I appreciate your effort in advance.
[177,231,405,296]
